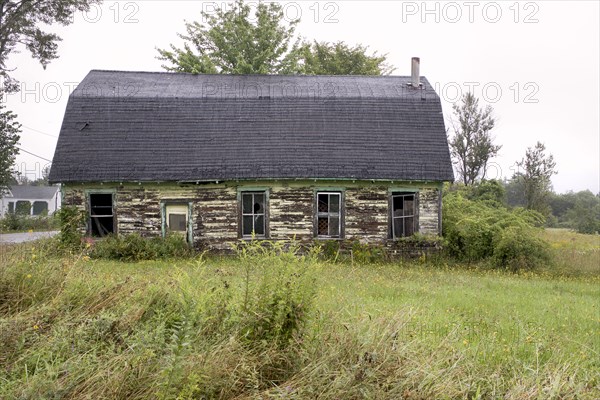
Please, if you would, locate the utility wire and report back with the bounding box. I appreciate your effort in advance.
[22,125,58,138]
[17,146,52,162]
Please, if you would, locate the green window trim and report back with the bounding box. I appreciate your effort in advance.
[314,190,345,239]
[86,190,117,237]
[237,189,270,239]
[160,200,194,244]
[389,191,419,239]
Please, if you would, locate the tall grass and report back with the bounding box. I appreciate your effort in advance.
[540,228,600,277]
[0,233,598,399]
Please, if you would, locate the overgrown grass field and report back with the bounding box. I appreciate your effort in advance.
[1,231,598,399]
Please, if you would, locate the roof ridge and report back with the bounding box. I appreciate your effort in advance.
[87,69,422,79]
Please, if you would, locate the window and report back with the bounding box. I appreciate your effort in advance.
[32,201,48,216]
[15,200,31,215]
[316,192,342,238]
[89,193,115,237]
[391,192,417,238]
[241,192,266,237]
[7,201,14,214]
[166,204,188,233]
[161,202,192,243]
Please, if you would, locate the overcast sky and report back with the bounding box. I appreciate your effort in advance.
[4,0,599,193]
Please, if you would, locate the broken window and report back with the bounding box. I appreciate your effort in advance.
[32,201,48,216]
[316,192,342,238]
[391,193,417,238]
[89,193,115,237]
[241,192,266,237]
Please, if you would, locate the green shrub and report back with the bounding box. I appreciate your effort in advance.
[443,191,551,270]
[466,179,506,206]
[318,240,389,264]
[90,233,193,261]
[56,206,85,250]
[234,239,317,347]
[492,226,551,271]
[0,213,59,232]
[0,212,21,231]
[350,239,387,264]
[319,239,341,262]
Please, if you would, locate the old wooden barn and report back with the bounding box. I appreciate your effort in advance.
[49,60,454,251]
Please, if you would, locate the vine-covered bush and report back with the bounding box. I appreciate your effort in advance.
[443,190,551,270]
[56,206,85,250]
[492,226,551,271]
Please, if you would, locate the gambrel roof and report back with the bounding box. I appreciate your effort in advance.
[49,70,454,183]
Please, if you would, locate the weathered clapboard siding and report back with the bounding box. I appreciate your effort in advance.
[269,186,314,241]
[193,188,237,250]
[62,181,441,251]
[345,187,389,242]
[62,188,85,211]
[117,188,161,236]
[418,188,440,236]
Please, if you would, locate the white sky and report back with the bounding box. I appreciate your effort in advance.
[3,0,599,193]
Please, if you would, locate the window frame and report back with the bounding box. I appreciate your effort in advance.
[314,191,344,239]
[86,190,117,237]
[389,191,419,239]
[160,200,193,244]
[238,189,269,239]
[32,201,49,216]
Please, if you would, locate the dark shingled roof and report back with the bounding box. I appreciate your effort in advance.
[49,70,454,183]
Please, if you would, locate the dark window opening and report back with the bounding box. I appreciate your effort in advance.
[7,201,14,214]
[89,193,114,237]
[391,193,416,238]
[32,201,48,216]
[241,192,265,237]
[168,213,187,232]
[316,192,341,238]
[15,201,31,215]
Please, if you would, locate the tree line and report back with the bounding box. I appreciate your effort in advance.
[449,93,599,234]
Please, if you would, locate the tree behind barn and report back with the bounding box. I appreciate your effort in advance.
[516,141,557,215]
[157,0,392,75]
[300,41,393,75]
[449,93,500,186]
[157,0,302,74]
